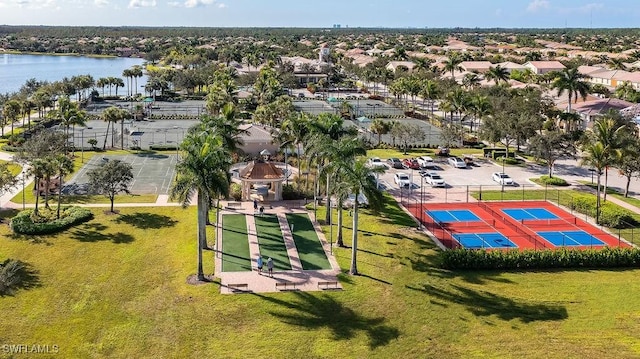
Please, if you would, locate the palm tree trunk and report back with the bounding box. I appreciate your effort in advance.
[596,172,602,224]
[196,192,207,281]
[34,178,40,216]
[349,200,359,275]
[603,167,609,202]
[337,205,344,247]
[44,178,50,209]
[103,121,110,150]
[325,175,331,224]
[57,175,63,219]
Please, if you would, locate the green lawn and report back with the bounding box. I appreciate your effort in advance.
[221,213,251,272]
[0,159,21,177]
[286,213,331,270]
[254,214,291,271]
[4,202,640,357]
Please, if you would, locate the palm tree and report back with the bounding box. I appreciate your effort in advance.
[53,154,74,219]
[443,53,463,79]
[486,65,510,85]
[591,117,626,201]
[2,99,21,136]
[370,119,390,145]
[278,113,310,186]
[101,106,129,149]
[469,94,492,133]
[419,79,439,116]
[131,66,144,96]
[121,69,133,97]
[608,58,627,70]
[580,142,611,224]
[338,158,384,275]
[462,73,481,90]
[552,67,591,113]
[170,130,231,281]
[29,158,51,216]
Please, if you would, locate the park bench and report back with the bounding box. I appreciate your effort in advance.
[275,281,297,291]
[317,281,340,290]
[225,202,243,210]
[227,283,249,292]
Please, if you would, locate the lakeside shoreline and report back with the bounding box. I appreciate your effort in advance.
[0,50,141,60]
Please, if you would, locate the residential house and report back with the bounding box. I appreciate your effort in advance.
[523,61,566,74]
[386,61,416,73]
[570,98,634,129]
[495,62,527,73]
[460,61,493,73]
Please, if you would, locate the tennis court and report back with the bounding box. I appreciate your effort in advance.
[454,232,517,249]
[537,230,605,247]
[64,153,176,195]
[408,201,626,250]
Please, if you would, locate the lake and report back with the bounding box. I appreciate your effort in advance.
[0,53,146,95]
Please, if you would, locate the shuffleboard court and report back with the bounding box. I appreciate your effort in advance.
[286,213,331,270]
[64,153,177,195]
[254,215,291,271]
[221,214,252,272]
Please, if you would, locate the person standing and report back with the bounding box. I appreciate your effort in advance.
[253,199,258,211]
[256,255,264,274]
[267,257,274,277]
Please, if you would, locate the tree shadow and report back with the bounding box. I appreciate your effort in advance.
[114,212,178,229]
[256,291,400,349]
[0,260,41,296]
[69,222,134,244]
[406,283,567,323]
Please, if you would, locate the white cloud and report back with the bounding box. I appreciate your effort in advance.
[128,0,156,8]
[11,0,57,9]
[167,1,179,6]
[527,0,550,12]
[218,2,225,8]
[184,0,214,8]
[94,0,108,6]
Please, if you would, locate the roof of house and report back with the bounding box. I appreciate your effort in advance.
[386,61,416,71]
[577,65,609,75]
[460,61,493,71]
[238,124,272,143]
[571,98,634,116]
[239,161,284,180]
[496,61,527,70]
[524,61,566,70]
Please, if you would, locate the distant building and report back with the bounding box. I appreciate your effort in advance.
[523,61,566,75]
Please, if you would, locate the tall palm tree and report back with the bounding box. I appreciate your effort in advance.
[552,67,591,113]
[122,69,133,97]
[419,79,439,116]
[469,94,492,133]
[591,117,626,201]
[443,53,463,79]
[278,113,310,186]
[338,158,384,275]
[53,154,74,219]
[462,73,481,90]
[170,131,231,281]
[485,65,510,85]
[101,106,129,149]
[29,158,51,216]
[580,141,612,224]
[370,119,390,145]
[2,99,21,136]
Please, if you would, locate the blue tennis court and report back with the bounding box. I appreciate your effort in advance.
[537,230,605,247]
[453,232,518,249]
[503,208,558,221]
[426,209,479,223]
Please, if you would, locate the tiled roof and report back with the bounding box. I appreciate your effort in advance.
[239,161,284,180]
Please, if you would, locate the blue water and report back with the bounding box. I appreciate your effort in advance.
[0,54,146,95]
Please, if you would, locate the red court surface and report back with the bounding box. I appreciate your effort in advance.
[406,200,629,250]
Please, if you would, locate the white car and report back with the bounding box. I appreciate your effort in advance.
[423,172,446,187]
[448,156,467,168]
[492,172,515,186]
[343,193,369,208]
[368,157,386,169]
[417,156,436,169]
[394,173,411,188]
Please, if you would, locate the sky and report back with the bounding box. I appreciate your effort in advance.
[0,0,639,28]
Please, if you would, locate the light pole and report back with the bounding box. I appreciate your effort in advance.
[420,174,424,227]
[80,128,85,163]
[501,156,505,193]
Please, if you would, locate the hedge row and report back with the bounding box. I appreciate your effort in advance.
[441,247,640,270]
[539,175,570,186]
[11,207,93,235]
[149,144,178,151]
[568,194,635,228]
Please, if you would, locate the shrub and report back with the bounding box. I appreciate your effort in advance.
[229,183,242,201]
[0,259,26,295]
[10,207,93,235]
[440,247,640,270]
[567,194,636,228]
[539,175,569,186]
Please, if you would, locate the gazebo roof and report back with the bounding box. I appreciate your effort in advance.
[239,161,284,180]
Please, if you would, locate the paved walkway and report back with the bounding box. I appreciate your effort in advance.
[214,201,342,294]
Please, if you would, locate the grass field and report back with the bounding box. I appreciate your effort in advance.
[254,214,291,271]
[286,213,331,270]
[0,159,22,177]
[3,200,640,357]
[221,214,251,272]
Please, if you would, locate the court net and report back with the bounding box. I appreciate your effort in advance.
[520,217,577,227]
[477,202,550,249]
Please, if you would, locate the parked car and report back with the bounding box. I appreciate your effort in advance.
[402,158,421,170]
[492,172,515,186]
[448,156,467,168]
[423,172,446,187]
[368,157,386,169]
[417,156,436,169]
[297,92,305,98]
[342,193,369,208]
[436,147,450,156]
[394,173,411,188]
[387,157,403,169]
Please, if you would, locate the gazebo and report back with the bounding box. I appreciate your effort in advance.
[238,155,285,202]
